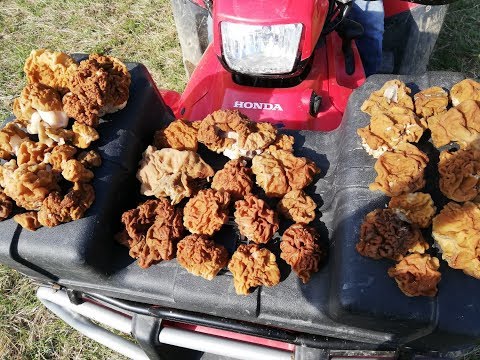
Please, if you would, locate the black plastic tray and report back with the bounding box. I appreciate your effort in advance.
[1,67,478,351]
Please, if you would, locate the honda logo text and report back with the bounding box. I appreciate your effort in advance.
[233,101,283,111]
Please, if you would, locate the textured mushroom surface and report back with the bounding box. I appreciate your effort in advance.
[16,141,50,166]
[121,199,173,241]
[388,192,436,229]
[388,253,441,297]
[137,146,214,204]
[3,160,59,210]
[361,80,414,116]
[118,198,184,268]
[0,49,132,231]
[438,148,480,202]
[428,100,480,149]
[277,190,316,224]
[140,208,184,268]
[183,189,230,236]
[252,149,320,197]
[228,121,277,160]
[23,49,78,94]
[40,126,74,147]
[432,201,480,279]
[414,86,449,119]
[369,143,428,196]
[47,144,77,172]
[0,191,13,221]
[211,159,253,200]
[37,182,95,227]
[14,211,41,231]
[357,106,426,158]
[176,234,229,280]
[266,134,295,153]
[0,123,29,160]
[154,119,198,152]
[71,122,100,149]
[234,195,279,244]
[280,224,323,283]
[197,110,277,159]
[61,159,94,183]
[450,79,480,107]
[77,150,102,168]
[228,244,280,295]
[64,54,131,127]
[356,209,428,261]
[197,109,251,153]
[13,83,67,130]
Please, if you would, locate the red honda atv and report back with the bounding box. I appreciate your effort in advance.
[162,0,454,131]
[7,1,478,360]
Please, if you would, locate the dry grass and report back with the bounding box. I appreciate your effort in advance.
[0,0,479,359]
[0,267,128,359]
[0,0,185,120]
[0,1,183,358]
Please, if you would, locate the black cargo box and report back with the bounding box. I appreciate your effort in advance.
[0,65,478,352]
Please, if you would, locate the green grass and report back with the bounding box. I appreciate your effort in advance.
[0,0,479,359]
[429,0,480,77]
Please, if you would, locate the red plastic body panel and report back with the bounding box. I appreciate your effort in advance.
[161,0,422,131]
[168,31,364,131]
[384,1,419,17]
[159,89,181,111]
[213,0,329,61]
[191,0,419,18]
[189,0,206,8]
[163,321,296,352]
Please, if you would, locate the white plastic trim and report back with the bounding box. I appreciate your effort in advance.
[37,286,132,334]
[159,327,293,360]
[37,288,148,360]
[37,286,295,360]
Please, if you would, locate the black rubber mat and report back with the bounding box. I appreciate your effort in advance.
[1,68,477,351]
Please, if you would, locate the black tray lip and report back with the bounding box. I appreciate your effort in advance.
[80,289,398,352]
[2,69,478,350]
[328,72,480,343]
[0,61,165,281]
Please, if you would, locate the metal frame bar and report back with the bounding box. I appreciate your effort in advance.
[37,287,132,333]
[36,287,296,360]
[159,327,292,360]
[81,291,391,351]
[37,287,149,360]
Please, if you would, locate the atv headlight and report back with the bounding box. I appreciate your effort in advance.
[221,22,303,75]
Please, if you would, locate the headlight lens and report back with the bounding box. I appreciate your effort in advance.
[221,22,303,75]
